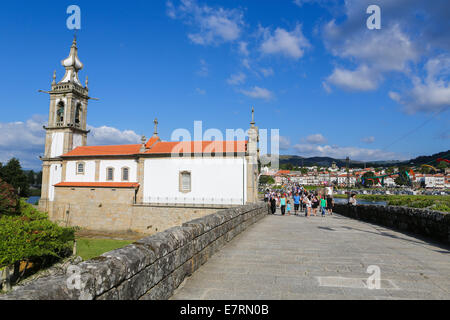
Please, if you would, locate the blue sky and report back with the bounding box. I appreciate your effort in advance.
[0,0,449,169]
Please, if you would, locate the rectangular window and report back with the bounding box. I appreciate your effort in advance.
[107,168,114,181]
[122,168,129,181]
[180,171,191,193]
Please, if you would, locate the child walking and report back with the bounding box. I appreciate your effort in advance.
[320,196,327,217]
[286,200,291,216]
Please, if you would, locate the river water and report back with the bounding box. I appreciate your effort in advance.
[333,198,387,206]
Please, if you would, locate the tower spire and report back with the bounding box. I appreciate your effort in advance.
[59,36,84,86]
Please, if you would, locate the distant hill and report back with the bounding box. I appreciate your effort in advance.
[273,150,449,169]
[398,150,450,167]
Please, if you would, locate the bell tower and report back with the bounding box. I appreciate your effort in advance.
[39,36,90,212]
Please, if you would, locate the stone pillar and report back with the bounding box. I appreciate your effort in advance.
[38,162,51,212]
[95,160,100,181]
[61,161,67,182]
[136,158,145,204]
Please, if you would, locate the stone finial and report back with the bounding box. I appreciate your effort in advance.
[85,76,88,88]
[52,70,56,85]
[153,118,158,137]
[140,135,147,152]
[250,106,255,127]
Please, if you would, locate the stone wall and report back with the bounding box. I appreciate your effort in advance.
[1,203,268,300]
[333,203,450,244]
[49,187,228,234]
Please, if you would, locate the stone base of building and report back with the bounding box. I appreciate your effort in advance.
[47,201,232,234]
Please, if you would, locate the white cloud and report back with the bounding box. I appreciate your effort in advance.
[195,88,206,95]
[361,136,375,144]
[168,0,244,46]
[87,126,141,146]
[239,41,249,56]
[305,134,327,144]
[240,86,274,100]
[327,65,380,91]
[0,115,141,170]
[292,143,401,161]
[260,67,274,77]
[389,55,450,113]
[278,136,291,150]
[196,59,209,77]
[323,17,419,91]
[227,72,246,85]
[242,58,251,69]
[260,24,311,59]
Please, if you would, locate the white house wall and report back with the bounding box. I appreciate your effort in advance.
[98,159,138,182]
[73,133,83,149]
[49,163,62,201]
[66,160,96,182]
[50,132,64,158]
[143,157,247,205]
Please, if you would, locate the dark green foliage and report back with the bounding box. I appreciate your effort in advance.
[0,158,30,197]
[0,178,19,216]
[362,171,376,187]
[0,201,75,268]
[259,175,275,184]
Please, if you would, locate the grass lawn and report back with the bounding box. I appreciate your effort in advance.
[75,238,134,261]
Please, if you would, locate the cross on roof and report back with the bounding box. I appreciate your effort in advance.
[153,118,158,136]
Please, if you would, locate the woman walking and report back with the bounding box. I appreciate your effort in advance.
[280,194,287,216]
[270,195,277,215]
[326,195,334,215]
[304,194,311,218]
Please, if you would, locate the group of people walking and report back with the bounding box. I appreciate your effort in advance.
[264,185,334,218]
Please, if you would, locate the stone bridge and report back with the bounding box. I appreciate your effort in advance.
[2,203,449,300]
[172,208,450,300]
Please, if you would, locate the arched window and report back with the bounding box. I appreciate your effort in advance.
[74,103,82,127]
[122,167,130,181]
[56,101,65,125]
[106,167,114,181]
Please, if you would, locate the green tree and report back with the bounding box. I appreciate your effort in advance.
[36,171,42,186]
[0,178,19,216]
[394,166,412,186]
[437,161,448,171]
[259,175,275,185]
[27,170,36,186]
[362,171,376,187]
[0,158,30,197]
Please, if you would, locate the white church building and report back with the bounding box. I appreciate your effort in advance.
[39,37,260,233]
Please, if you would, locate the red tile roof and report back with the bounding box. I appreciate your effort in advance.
[145,140,247,154]
[62,144,141,157]
[61,138,248,157]
[54,182,140,188]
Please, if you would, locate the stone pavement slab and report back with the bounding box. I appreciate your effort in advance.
[171,210,450,300]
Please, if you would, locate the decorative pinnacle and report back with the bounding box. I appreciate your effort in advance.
[72,34,77,47]
[85,76,88,88]
[140,135,147,152]
[153,118,158,136]
[52,70,56,85]
[250,106,255,127]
